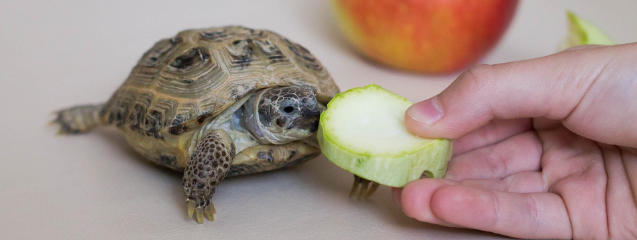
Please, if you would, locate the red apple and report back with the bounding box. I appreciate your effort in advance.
[331,0,518,73]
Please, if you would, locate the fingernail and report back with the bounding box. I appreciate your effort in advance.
[407,97,443,124]
[391,188,402,206]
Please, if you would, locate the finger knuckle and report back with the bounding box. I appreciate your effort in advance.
[524,195,541,232]
[461,64,495,93]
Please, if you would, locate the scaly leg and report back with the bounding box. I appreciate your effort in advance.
[183,129,235,223]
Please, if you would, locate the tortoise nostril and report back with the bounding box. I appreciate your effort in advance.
[275,118,286,127]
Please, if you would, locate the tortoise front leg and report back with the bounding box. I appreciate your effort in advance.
[183,129,235,224]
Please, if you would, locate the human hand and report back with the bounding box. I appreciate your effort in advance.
[394,43,637,239]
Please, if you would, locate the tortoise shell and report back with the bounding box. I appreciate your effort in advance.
[101,26,339,142]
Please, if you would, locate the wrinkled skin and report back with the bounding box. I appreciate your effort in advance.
[395,43,637,239]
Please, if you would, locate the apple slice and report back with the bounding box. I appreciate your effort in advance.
[318,84,453,188]
[559,11,614,51]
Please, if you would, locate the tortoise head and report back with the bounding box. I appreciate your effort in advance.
[243,86,322,145]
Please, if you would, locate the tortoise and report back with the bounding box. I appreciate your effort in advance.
[53,26,340,223]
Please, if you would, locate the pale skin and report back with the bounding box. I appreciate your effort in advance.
[394,43,637,239]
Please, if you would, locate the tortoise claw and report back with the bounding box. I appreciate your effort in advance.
[205,204,215,221]
[195,209,203,224]
[365,182,380,198]
[357,178,370,200]
[187,201,215,223]
[349,176,361,197]
[187,202,195,217]
[349,175,380,200]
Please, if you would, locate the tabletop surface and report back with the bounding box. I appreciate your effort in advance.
[1,0,636,239]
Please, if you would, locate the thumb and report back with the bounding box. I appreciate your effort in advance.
[404,44,622,140]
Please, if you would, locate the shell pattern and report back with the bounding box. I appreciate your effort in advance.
[98,26,339,169]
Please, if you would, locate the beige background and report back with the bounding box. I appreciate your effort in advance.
[1,0,636,239]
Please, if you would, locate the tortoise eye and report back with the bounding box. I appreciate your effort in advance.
[168,48,209,71]
[279,100,298,115]
[280,105,297,114]
[283,106,295,113]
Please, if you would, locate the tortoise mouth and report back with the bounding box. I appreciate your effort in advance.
[308,119,319,133]
[316,94,334,106]
[307,109,321,133]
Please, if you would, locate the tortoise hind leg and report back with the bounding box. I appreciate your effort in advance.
[183,129,235,224]
[51,104,106,134]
